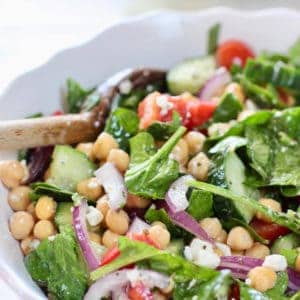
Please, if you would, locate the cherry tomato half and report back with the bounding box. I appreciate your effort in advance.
[250,218,290,241]
[216,39,255,69]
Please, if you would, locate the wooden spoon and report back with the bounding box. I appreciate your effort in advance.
[0,68,166,150]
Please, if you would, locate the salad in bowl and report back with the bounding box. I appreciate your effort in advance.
[1,23,300,299]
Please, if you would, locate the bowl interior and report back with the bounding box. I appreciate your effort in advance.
[1,8,300,299]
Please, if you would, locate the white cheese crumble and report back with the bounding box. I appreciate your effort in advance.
[30,239,40,249]
[119,79,132,94]
[245,278,252,286]
[48,235,56,242]
[86,206,103,226]
[184,238,220,269]
[156,95,173,116]
[262,254,287,272]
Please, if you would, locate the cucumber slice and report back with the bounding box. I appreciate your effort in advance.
[55,202,73,231]
[210,151,259,223]
[47,145,96,192]
[167,56,216,95]
[271,233,300,254]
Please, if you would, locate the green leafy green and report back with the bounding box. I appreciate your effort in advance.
[207,23,220,55]
[281,249,298,267]
[244,59,300,90]
[212,92,243,122]
[208,136,247,155]
[30,182,73,202]
[289,38,300,67]
[266,272,289,299]
[190,181,300,234]
[55,202,73,232]
[147,112,181,140]
[125,126,186,199]
[239,282,269,300]
[281,186,300,197]
[187,189,213,220]
[66,78,94,113]
[25,225,88,300]
[173,270,232,300]
[105,107,139,152]
[245,108,300,187]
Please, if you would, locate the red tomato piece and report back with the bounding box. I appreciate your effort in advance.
[250,218,290,241]
[100,246,120,266]
[52,110,64,116]
[128,282,153,300]
[216,39,255,69]
[127,232,161,249]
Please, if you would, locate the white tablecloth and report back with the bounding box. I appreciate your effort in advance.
[1,0,300,298]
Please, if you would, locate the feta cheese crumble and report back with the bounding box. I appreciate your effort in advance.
[86,206,103,226]
[184,238,220,269]
[119,79,132,94]
[262,254,287,272]
[156,95,173,116]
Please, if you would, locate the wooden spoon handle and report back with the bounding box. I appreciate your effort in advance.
[0,112,100,150]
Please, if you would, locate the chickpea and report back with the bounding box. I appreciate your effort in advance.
[27,202,37,220]
[9,211,34,240]
[33,220,56,240]
[171,139,189,165]
[107,149,130,172]
[231,250,244,256]
[225,82,245,103]
[77,177,103,201]
[227,226,254,250]
[151,221,167,229]
[102,230,119,249]
[20,236,40,256]
[96,195,110,219]
[247,266,277,292]
[187,152,210,181]
[7,186,31,211]
[76,143,95,160]
[92,132,119,161]
[126,193,150,208]
[105,209,129,235]
[35,196,56,220]
[256,198,282,223]
[0,160,27,188]
[199,218,223,240]
[148,225,170,249]
[184,131,206,156]
[214,247,224,257]
[89,232,101,244]
[295,254,300,273]
[245,242,270,259]
[215,229,228,243]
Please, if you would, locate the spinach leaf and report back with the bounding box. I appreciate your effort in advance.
[125,126,186,199]
[190,181,300,234]
[25,225,88,300]
[147,112,181,140]
[187,189,213,220]
[266,272,289,299]
[207,23,220,55]
[208,136,247,155]
[212,93,243,122]
[280,248,298,267]
[239,282,269,300]
[281,186,300,197]
[289,38,300,67]
[245,108,300,187]
[90,236,218,282]
[30,182,73,202]
[66,78,94,113]
[173,270,232,300]
[105,107,139,152]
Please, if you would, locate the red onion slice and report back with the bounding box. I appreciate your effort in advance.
[164,203,214,245]
[72,200,99,270]
[95,162,127,210]
[198,67,231,100]
[85,269,170,300]
[166,175,194,212]
[128,217,150,234]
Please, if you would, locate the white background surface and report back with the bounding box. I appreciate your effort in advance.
[1,0,300,298]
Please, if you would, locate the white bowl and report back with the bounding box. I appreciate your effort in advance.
[1,8,300,299]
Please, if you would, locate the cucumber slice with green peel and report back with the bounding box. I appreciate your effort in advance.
[47,145,96,192]
[55,202,73,231]
[271,233,300,254]
[167,56,216,95]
